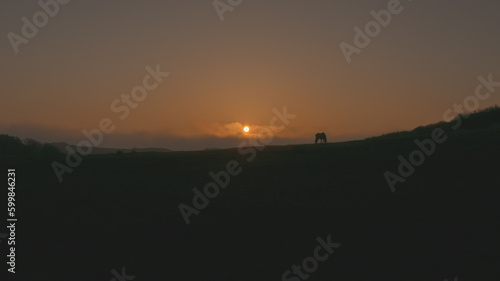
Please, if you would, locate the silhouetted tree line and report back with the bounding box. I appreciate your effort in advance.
[0,134,61,159]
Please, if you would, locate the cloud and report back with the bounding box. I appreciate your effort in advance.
[0,122,301,151]
[200,121,296,139]
[202,122,245,138]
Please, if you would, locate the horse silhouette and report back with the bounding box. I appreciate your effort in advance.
[315,132,327,144]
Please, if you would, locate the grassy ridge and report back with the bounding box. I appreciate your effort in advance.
[1,106,500,280]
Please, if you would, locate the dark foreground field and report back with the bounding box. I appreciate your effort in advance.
[2,110,500,280]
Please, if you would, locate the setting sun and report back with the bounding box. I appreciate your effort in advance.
[243,126,250,133]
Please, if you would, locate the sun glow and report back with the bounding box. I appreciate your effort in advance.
[243,126,250,133]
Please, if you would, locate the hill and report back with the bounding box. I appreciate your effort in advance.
[1,106,499,280]
[50,142,172,154]
[367,105,500,141]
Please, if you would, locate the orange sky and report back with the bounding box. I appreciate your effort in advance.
[1,0,499,150]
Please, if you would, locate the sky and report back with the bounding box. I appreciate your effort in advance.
[1,0,499,150]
